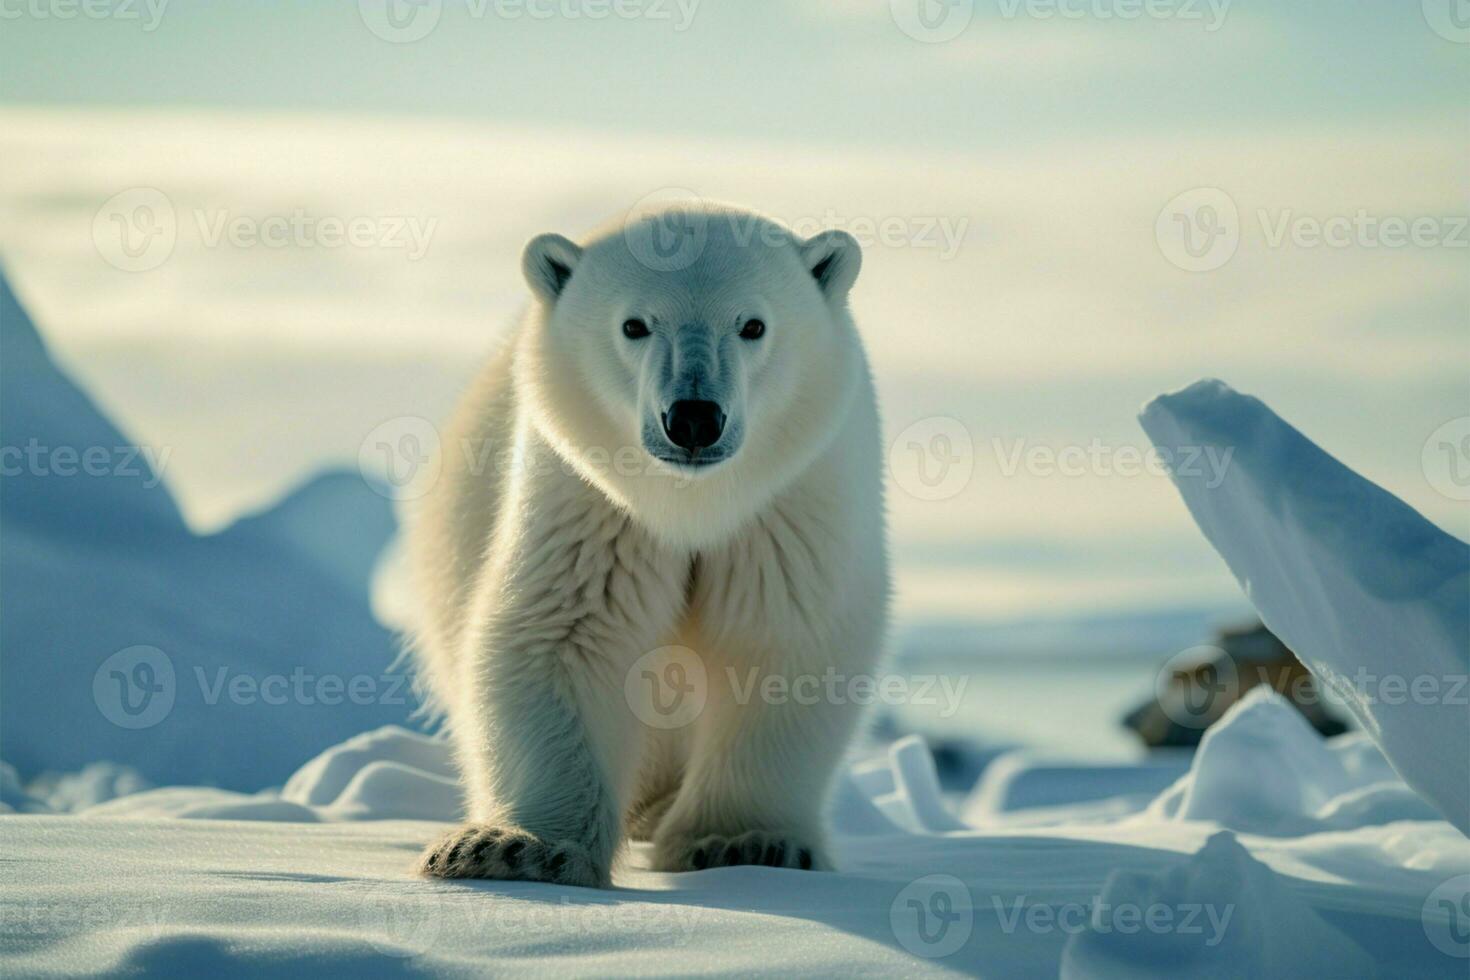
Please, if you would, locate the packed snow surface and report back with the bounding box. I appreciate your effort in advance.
[5,692,1468,977]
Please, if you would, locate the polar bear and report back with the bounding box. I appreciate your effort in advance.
[408,203,889,888]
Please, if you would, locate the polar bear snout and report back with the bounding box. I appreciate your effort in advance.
[662,400,726,453]
[646,396,741,469]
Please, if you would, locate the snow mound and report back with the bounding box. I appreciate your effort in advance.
[86,786,323,822]
[216,470,397,598]
[280,726,461,821]
[0,267,183,540]
[281,725,457,807]
[964,753,1190,823]
[0,267,416,790]
[1149,687,1442,834]
[847,735,968,834]
[1141,379,1470,835]
[1061,832,1376,979]
[87,727,461,823]
[22,763,153,814]
[1,762,51,814]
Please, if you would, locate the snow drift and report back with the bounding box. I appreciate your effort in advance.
[1060,831,1376,979]
[0,268,415,789]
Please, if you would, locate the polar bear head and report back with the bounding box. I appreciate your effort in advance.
[516,203,865,547]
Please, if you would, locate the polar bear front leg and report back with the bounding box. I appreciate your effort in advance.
[420,644,635,888]
[648,649,869,873]
[649,493,888,874]
[419,470,688,888]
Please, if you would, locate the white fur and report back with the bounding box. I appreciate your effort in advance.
[408,204,889,887]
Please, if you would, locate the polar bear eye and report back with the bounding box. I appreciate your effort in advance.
[739,318,766,340]
[621,318,651,340]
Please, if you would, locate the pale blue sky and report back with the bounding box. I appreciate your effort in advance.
[3,1,1466,148]
[2,1,1465,627]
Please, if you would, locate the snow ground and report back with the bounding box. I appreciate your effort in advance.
[4,696,1467,978]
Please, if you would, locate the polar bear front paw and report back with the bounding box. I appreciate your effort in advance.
[654,830,828,873]
[417,825,605,888]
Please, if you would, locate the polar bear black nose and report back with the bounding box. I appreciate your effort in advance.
[663,400,725,452]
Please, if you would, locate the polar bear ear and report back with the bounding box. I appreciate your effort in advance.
[799,229,861,302]
[522,233,583,304]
